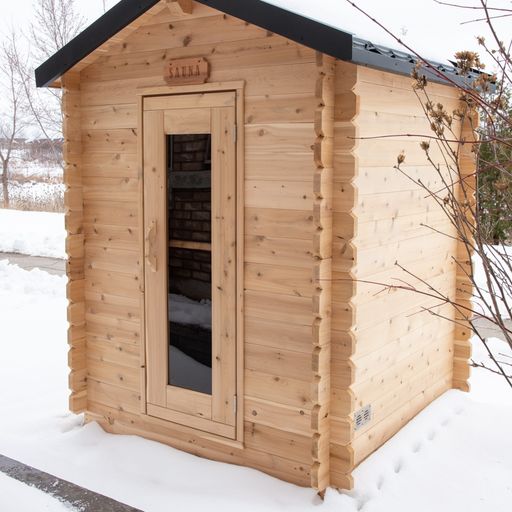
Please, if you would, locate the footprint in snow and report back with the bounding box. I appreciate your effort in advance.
[393,459,404,474]
[357,495,371,511]
[427,429,437,441]
[412,441,423,453]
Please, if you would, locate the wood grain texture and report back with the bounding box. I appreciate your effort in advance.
[53,2,171,82]
[310,53,336,491]
[87,402,312,486]
[328,60,359,491]
[74,0,319,490]
[453,110,478,392]
[338,63,462,487]
[62,0,466,493]
[62,72,87,413]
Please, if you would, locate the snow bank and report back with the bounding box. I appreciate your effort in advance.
[0,209,65,259]
[473,245,512,320]
[0,260,66,297]
[0,473,70,512]
[169,293,212,330]
[470,335,512,406]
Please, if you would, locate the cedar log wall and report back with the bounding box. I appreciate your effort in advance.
[74,3,323,488]
[329,61,470,489]
[61,0,473,492]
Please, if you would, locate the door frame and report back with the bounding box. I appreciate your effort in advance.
[137,81,245,445]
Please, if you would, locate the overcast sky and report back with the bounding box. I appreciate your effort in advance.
[2,0,116,25]
[1,0,510,68]
[266,0,511,68]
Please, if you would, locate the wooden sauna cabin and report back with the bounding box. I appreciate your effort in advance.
[35,0,477,492]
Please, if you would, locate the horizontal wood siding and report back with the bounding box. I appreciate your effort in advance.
[329,60,358,490]
[310,53,335,491]
[453,112,478,391]
[330,64,462,480]
[77,1,318,487]
[62,72,87,413]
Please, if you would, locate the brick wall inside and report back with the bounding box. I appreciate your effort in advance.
[168,134,212,300]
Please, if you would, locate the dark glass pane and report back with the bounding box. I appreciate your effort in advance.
[167,134,212,395]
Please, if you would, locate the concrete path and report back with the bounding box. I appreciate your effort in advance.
[0,454,142,512]
[0,252,65,276]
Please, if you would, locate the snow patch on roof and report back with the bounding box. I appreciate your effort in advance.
[262,0,510,70]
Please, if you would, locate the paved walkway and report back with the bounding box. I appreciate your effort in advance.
[0,454,142,512]
[0,252,65,276]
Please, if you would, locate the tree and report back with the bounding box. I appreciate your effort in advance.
[29,0,86,62]
[14,0,85,162]
[0,33,27,208]
[345,0,512,388]
[477,87,512,243]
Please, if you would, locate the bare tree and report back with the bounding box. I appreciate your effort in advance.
[345,0,512,388]
[0,33,28,208]
[14,0,85,161]
[30,0,86,62]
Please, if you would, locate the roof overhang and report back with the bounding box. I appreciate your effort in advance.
[35,0,484,90]
[35,0,353,88]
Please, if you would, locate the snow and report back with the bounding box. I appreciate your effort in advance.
[168,293,212,330]
[167,294,213,393]
[0,255,511,511]
[0,473,71,512]
[0,209,66,259]
[0,153,64,213]
[473,245,512,320]
[8,181,65,207]
[329,387,512,511]
[470,334,512,406]
[262,0,511,70]
[328,334,512,511]
[10,151,62,179]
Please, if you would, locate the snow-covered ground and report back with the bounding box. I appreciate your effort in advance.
[1,154,64,212]
[0,209,65,259]
[6,181,65,211]
[0,473,70,512]
[0,256,511,510]
[10,151,62,179]
[473,246,512,320]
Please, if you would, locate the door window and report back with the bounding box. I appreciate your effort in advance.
[167,134,213,395]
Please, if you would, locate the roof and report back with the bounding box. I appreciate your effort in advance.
[35,0,479,89]
[352,38,481,87]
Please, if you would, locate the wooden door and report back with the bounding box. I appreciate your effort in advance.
[143,92,237,439]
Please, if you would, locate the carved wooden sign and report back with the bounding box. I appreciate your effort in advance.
[165,57,209,86]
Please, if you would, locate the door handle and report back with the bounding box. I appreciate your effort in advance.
[145,220,157,272]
